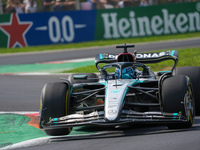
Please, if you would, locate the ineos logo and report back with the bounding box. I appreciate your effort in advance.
[108,110,117,115]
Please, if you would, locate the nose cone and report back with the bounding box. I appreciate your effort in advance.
[104,80,128,121]
[105,99,120,122]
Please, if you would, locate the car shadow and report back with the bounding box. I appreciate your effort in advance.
[49,116,200,143]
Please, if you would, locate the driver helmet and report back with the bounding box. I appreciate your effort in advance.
[115,67,134,79]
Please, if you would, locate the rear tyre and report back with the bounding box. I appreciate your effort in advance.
[68,73,99,84]
[39,82,72,136]
[173,66,200,115]
[162,75,195,129]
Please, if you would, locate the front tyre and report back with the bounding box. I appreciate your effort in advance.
[39,82,72,136]
[162,75,195,129]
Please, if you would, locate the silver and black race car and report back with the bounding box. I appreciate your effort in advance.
[39,44,200,136]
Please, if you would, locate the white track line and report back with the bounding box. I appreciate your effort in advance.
[0,111,38,114]
[0,137,50,150]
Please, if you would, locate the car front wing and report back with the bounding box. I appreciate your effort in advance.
[42,110,188,129]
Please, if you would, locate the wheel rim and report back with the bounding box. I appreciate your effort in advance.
[184,83,195,125]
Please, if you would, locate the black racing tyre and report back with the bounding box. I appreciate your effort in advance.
[173,66,200,115]
[39,82,72,136]
[162,75,195,129]
[68,73,99,84]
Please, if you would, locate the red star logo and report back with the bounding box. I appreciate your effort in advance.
[0,13,32,48]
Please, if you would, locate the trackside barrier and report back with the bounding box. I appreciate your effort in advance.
[0,2,200,48]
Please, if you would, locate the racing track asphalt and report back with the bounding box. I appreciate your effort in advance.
[0,38,200,150]
[15,118,200,150]
[0,37,200,65]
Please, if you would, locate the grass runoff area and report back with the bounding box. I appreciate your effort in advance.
[0,32,199,72]
[0,32,200,54]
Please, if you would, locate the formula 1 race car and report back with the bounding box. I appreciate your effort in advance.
[39,44,200,136]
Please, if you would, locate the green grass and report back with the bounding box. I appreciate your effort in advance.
[148,48,200,71]
[0,32,200,54]
[62,47,200,73]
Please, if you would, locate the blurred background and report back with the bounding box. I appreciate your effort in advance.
[0,0,200,14]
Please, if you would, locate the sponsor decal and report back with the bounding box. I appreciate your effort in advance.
[107,109,117,115]
[108,104,117,108]
[107,75,113,79]
[136,52,165,58]
[106,54,117,59]
[111,89,121,93]
[99,54,118,60]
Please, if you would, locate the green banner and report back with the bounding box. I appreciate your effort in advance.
[95,2,200,40]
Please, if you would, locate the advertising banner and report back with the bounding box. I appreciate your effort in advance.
[95,2,200,40]
[0,2,200,48]
[0,10,96,48]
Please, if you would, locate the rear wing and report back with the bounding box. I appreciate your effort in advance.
[95,50,178,71]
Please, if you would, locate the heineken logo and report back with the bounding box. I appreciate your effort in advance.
[101,7,200,39]
[0,13,32,48]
